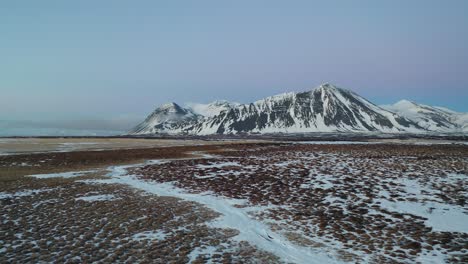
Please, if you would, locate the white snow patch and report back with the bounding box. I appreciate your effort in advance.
[196,161,242,169]
[187,100,239,118]
[416,246,459,264]
[32,198,60,208]
[188,151,221,159]
[376,174,468,233]
[188,245,218,263]
[131,230,168,241]
[377,199,468,233]
[0,188,56,199]
[75,194,117,202]
[28,170,97,179]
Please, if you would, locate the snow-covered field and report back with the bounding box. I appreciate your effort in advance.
[79,163,344,264]
[1,143,467,263]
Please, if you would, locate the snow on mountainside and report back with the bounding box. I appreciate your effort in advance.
[382,100,467,132]
[455,114,468,132]
[186,101,240,118]
[129,83,465,135]
[194,84,422,134]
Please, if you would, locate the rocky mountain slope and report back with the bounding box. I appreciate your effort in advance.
[129,84,466,135]
[130,103,200,134]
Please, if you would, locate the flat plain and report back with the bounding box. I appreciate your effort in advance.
[1,138,467,263]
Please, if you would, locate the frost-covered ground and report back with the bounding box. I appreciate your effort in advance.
[0,169,275,263]
[0,138,262,156]
[1,143,467,263]
[130,144,468,263]
[79,163,341,264]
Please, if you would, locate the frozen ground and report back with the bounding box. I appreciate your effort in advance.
[28,170,98,179]
[131,144,468,263]
[1,143,467,263]
[0,138,265,155]
[81,163,345,264]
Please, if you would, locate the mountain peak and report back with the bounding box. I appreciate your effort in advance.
[381,99,463,131]
[315,83,344,93]
[208,100,232,106]
[160,102,179,109]
[129,102,198,134]
[158,102,189,113]
[394,99,416,107]
[320,82,335,89]
[393,99,419,109]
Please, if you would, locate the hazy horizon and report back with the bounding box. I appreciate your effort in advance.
[1,1,468,135]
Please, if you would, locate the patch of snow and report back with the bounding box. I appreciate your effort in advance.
[376,174,468,233]
[0,139,18,143]
[75,194,117,202]
[376,200,468,233]
[188,151,221,159]
[0,188,56,199]
[187,100,239,118]
[32,198,60,208]
[131,230,168,241]
[28,170,97,179]
[188,245,218,263]
[196,161,242,169]
[416,246,458,264]
[274,160,300,167]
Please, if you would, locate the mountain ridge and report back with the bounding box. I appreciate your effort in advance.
[381,100,468,132]
[129,84,467,135]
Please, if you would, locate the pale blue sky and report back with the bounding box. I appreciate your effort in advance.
[1,1,467,131]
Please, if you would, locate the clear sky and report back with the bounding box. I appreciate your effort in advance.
[1,0,467,132]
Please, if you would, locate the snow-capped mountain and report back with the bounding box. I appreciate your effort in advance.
[193,84,422,134]
[382,100,468,132]
[129,103,200,134]
[129,83,466,135]
[129,101,241,134]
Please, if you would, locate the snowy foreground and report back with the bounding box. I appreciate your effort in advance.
[1,143,467,263]
[79,162,345,264]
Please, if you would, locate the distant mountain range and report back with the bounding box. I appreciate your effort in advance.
[129,83,468,135]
